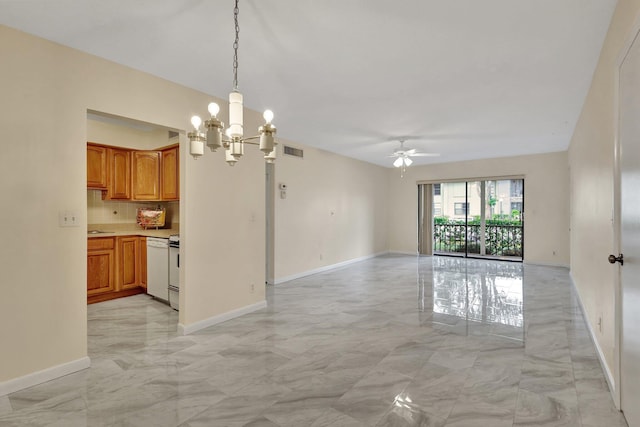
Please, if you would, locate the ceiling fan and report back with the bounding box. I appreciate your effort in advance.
[390,139,439,176]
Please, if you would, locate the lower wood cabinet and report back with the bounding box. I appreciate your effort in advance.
[117,236,140,290]
[88,235,149,304]
[140,237,147,289]
[87,238,115,297]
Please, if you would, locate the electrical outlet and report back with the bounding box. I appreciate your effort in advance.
[597,316,603,332]
[250,283,255,293]
[59,210,80,227]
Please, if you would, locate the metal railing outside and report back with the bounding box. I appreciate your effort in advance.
[434,223,523,258]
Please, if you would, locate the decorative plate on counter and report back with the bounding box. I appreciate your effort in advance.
[136,208,165,229]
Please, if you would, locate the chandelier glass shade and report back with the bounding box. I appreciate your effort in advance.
[188,0,277,165]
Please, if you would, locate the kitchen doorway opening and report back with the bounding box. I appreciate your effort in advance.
[418,179,524,262]
[85,110,182,334]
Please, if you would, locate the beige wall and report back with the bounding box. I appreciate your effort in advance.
[568,0,640,379]
[0,25,265,384]
[388,151,570,266]
[273,145,389,281]
[87,118,171,151]
[181,121,266,325]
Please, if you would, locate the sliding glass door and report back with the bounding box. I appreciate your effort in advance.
[426,179,524,261]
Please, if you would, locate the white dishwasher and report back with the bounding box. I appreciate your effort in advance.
[146,237,169,302]
[168,235,180,311]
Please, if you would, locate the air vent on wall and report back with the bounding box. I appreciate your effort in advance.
[283,145,304,158]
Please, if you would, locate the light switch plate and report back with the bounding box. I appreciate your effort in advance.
[59,210,80,227]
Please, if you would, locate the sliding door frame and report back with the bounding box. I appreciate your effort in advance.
[417,175,525,262]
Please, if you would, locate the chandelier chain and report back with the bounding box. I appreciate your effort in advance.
[233,0,240,90]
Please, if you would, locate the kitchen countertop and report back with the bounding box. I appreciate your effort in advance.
[88,223,179,239]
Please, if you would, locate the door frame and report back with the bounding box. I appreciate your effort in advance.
[265,162,275,285]
[613,16,640,411]
[420,177,525,261]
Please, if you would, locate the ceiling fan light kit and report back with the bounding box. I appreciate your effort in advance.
[188,0,278,165]
[393,157,412,168]
[390,139,437,177]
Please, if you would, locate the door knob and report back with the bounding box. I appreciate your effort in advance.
[608,254,624,265]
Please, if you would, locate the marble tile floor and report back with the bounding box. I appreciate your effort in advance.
[0,255,628,427]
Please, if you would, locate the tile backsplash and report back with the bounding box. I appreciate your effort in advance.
[87,190,179,226]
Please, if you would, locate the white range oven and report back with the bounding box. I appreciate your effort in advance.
[168,234,179,310]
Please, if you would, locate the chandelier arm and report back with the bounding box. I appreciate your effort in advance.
[241,135,260,143]
[242,136,279,145]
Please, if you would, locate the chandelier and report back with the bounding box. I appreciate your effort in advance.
[188,0,277,165]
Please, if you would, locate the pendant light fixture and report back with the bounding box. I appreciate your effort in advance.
[188,0,277,165]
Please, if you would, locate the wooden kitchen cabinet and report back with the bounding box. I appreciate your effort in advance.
[88,235,147,304]
[87,143,108,189]
[139,237,147,289]
[87,237,115,297]
[132,151,161,200]
[88,143,179,202]
[161,146,179,201]
[117,236,140,290]
[106,148,131,200]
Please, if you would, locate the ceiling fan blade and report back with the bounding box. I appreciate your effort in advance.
[405,148,417,155]
[410,153,440,157]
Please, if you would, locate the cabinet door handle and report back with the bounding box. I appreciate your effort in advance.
[177,254,179,268]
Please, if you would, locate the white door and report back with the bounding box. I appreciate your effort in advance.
[619,29,640,427]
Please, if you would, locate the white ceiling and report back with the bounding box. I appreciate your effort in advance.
[0,0,617,167]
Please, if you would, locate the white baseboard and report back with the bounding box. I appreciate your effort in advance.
[525,260,570,268]
[388,251,419,256]
[0,356,90,397]
[178,300,267,335]
[569,271,616,397]
[273,252,389,285]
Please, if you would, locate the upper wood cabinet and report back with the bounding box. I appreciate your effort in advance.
[106,148,131,200]
[88,143,179,201]
[87,144,107,189]
[161,146,179,201]
[132,151,161,200]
